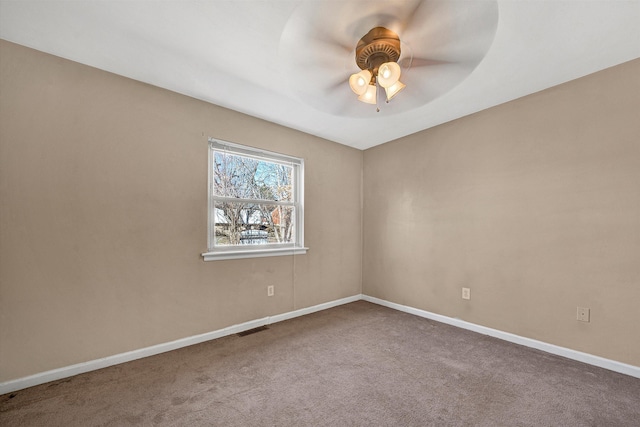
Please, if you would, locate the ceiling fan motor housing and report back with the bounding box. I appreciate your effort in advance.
[355,27,402,74]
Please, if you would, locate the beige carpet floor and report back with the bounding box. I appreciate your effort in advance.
[1,301,639,426]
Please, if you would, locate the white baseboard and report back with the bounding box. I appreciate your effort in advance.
[362,295,640,379]
[3,293,637,395]
[268,294,361,324]
[0,294,361,395]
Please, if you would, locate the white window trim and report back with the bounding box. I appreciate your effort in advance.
[202,138,308,261]
[202,247,309,261]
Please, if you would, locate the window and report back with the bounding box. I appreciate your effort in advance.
[202,138,307,261]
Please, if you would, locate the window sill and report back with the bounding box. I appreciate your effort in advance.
[202,247,309,261]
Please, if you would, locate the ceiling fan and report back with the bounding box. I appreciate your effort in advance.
[279,0,499,117]
[348,27,407,109]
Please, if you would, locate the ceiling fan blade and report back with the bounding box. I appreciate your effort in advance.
[312,28,352,55]
[327,76,349,92]
[407,62,474,98]
[397,0,427,36]
[401,0,498,59]
[398,57,452,70]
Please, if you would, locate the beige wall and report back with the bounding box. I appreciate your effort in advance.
[363,59,640,366]
[0,40,363,382]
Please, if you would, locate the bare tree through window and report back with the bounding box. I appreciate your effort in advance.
[213,149,295,246]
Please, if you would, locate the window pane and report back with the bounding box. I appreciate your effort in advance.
[214,201,295,246]
[214,151,293,202]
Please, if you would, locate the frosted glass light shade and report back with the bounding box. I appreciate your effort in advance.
[357,84,377,104]
[377,62,401,88]
[385,80,406,101]
[349,70,372,95]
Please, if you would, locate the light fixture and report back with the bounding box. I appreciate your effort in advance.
[349,69,372,95]
[384,80,406,101]
[348,27,406,109]
[377,62,401,88]
[358,83,377,104]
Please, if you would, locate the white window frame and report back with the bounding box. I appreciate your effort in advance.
[202,138,307,261]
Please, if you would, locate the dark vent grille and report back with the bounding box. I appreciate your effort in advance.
[237,325,269,337]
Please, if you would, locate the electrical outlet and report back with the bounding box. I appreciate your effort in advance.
[577,307,590,322]
[462,287,470,300]
[267,285,274,297]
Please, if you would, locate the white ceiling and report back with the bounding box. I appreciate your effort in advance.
[1,0,638,150]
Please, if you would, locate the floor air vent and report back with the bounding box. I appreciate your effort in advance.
[237,325,269,337]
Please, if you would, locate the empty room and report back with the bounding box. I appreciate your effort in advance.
[1,1,639,425]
